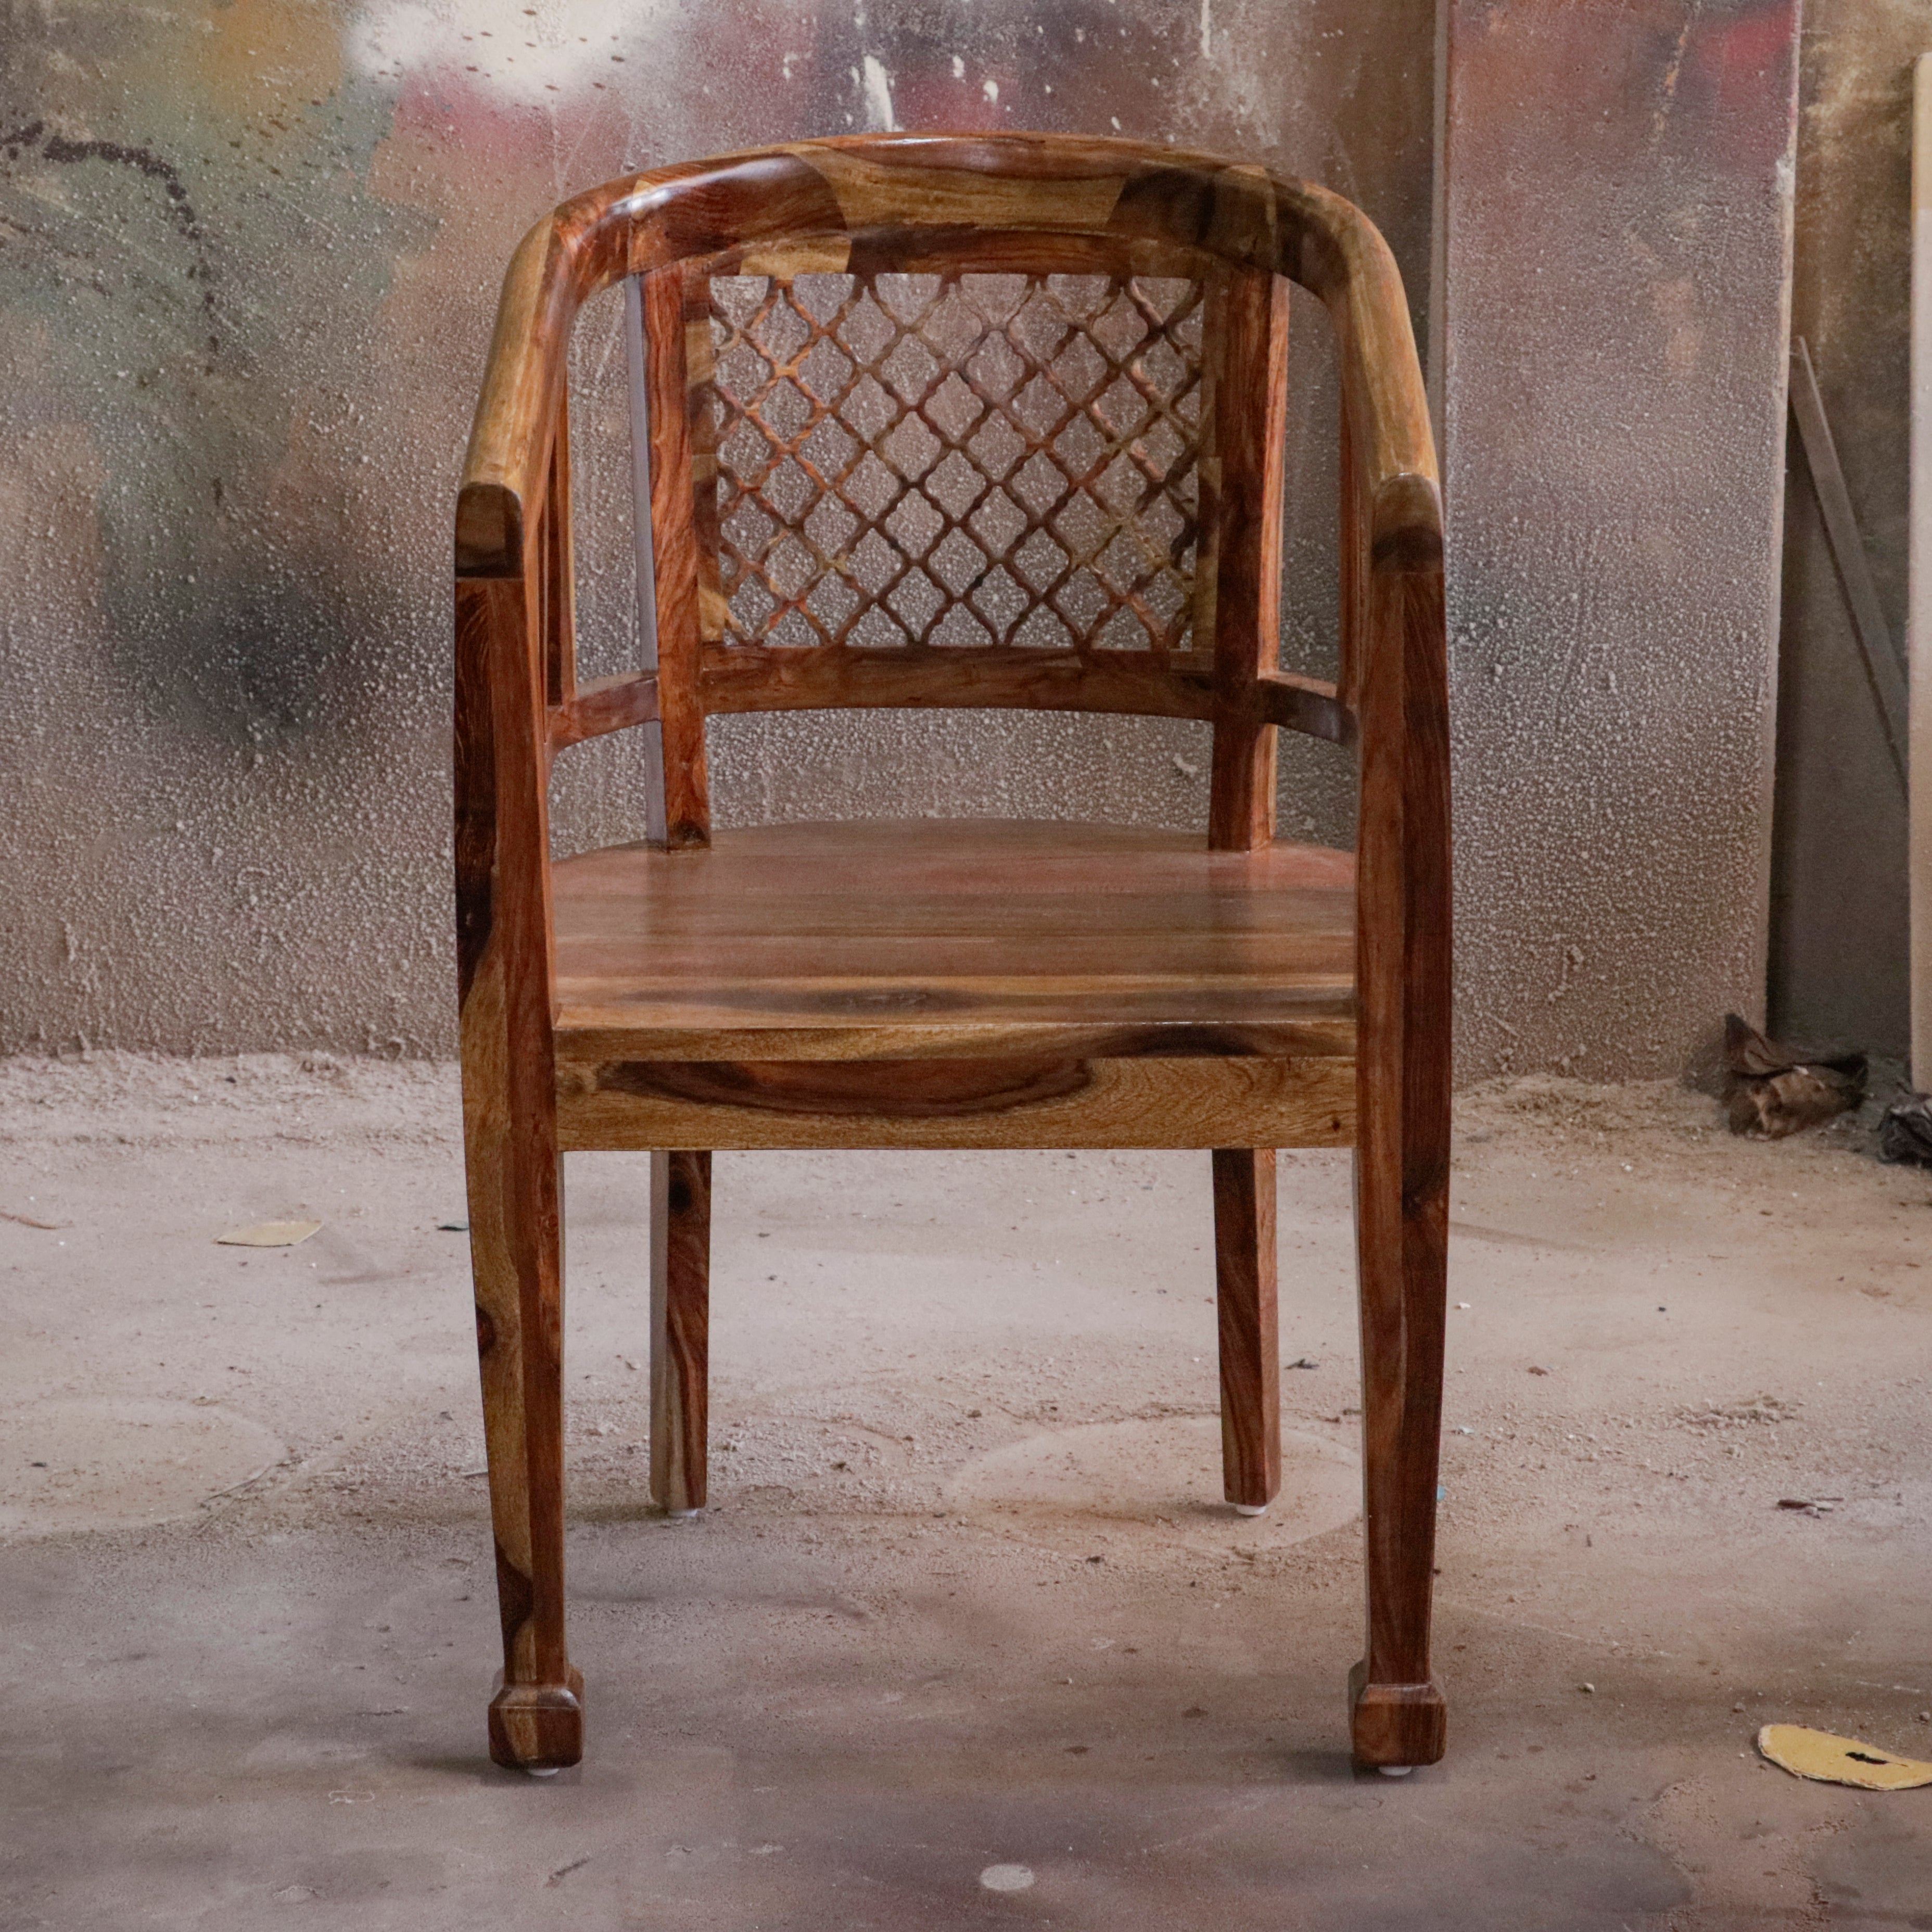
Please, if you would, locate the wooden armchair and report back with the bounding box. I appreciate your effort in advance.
[454,135,1450,1777]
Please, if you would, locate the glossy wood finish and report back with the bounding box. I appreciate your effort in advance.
[549,671,658,752]
[455,569,582,1772]
[1348,474,1451,1769]
[1213,1148,1280,1510]
[644,265,711,848]
[549,820,1353,1148]
[551,821,1355,1051]
[650,1149,710,1515]
[1207,269,1290,853]
[457,137,1439,588]
[684,261,1211,678]
[561,1054,1351,1153]
[454,134,1447,1774]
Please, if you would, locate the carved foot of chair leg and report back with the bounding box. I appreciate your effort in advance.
[488,1669,586,1773]
[1348,1659,1446,1769]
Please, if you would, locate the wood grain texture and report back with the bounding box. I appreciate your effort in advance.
[557,1054,1351,1152]
[458,135,1435,591]
[540,392,575,710]
[1213,1148,1279,1509]
[700,649,1218,720]
[455,569,582,1772]
[690,259,1211,674]
[548,821,1355,1062]
[642,265,710,847]
[549,671,660,751]
[650,1149,710,1514]
[1349,471,1450,1769]
[1257,670,1352,746]
[1208,269,1289,850]
[453,134,1448,1772]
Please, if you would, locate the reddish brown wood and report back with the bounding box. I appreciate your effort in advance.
[1256,670,1353,746]
[540,393,575,710]
[564,1055,1351,1154]
[1348,519,1450,1771]
[1213,1148,1280,1510]
[455,569,582,1773]
[1338,401,1366,717]
[1208,269,1290,852]
[550,671,660,751]
[685,260,1212,678]
[454,133,1447,1775]
[459,136,1440,605]
[651,1149,710,1514]
[701,649,1218,720]
[642,265,710,848]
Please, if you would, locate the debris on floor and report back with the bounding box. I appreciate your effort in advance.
[1877,1089,1932,1165]
[1757,1724,1932,1790]
[214,1219,322,1248]
[1722,1013,1867,1138]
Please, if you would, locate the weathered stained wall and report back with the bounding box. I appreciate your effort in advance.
[1439,0,1801,1079]
[1770,0,1924,1058]
[0,0,1432,1056]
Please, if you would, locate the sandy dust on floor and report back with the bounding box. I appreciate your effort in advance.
[1,1052,1929,1930]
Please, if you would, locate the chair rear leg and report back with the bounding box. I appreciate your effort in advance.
[651,1149,710,1515]
[465,1090,582,1772]
[1349,1110,1449,1770]
[1214,1148,1280,1514]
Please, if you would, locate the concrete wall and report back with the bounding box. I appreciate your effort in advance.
[1770,0,1925,1058]
[1439,0,1802,1079]
[0,0,1431,1057]
[2,2,1807,1078]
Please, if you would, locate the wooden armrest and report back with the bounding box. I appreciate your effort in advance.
[1296,190,1442,575]
[456,218,571,579]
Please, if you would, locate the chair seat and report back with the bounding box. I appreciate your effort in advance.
[554,818,1356,1053]
[550,821,1357,1152]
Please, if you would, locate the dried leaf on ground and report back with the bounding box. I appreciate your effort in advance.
[1723,1014,1865,1139]
[215,1220,322,1248]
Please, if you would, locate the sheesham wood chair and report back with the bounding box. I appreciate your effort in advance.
[454,134,1450,1778]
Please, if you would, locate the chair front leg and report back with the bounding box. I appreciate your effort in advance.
[651,1149,711,1515]
[1349,1103,1448,1770]
[1214,1148,1280,1513]
[466,1082,582,1773]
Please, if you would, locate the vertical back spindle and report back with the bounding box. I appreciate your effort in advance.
[1207,269,1290,851]
[642,265,711,849]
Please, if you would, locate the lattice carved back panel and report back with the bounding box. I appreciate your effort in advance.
[689,269,1215,666]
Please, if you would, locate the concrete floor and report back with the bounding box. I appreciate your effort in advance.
[2,1056,1930,1929]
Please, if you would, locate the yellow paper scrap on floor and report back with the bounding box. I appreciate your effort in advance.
[214,1221,322,1248]
[1758,1724,1932,1790]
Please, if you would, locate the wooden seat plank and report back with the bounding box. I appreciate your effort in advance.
[553,820,1355,1060]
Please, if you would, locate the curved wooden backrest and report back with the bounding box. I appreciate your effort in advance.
[456,134,1440,852]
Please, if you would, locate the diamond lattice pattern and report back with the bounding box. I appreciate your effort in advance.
[698,271,1207,655]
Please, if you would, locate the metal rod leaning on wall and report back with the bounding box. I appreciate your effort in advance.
[1788,335,1909,791]
[1910,54,1932,1091]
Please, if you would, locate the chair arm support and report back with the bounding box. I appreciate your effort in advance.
[551,672,662,751]
[1306,198,1442,575]
[1254,671,1355,747]
[457,218,573,580]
